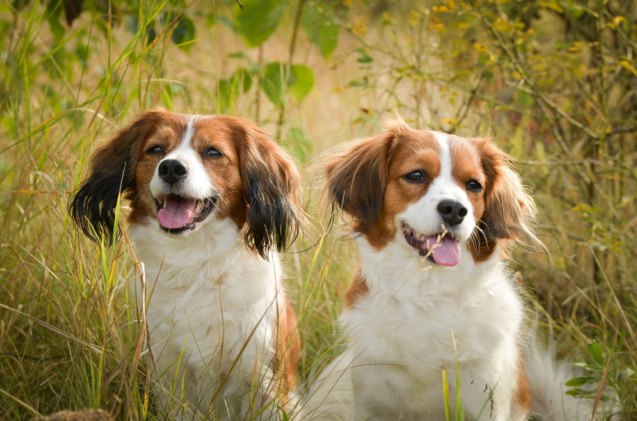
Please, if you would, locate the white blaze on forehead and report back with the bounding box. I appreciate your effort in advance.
[175,114,200,152]
[431,131,452,180]
[428,131,467,203]
[150,114,215,199]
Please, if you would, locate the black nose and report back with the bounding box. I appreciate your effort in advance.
[158,159,187,185]
[437,200,468,226]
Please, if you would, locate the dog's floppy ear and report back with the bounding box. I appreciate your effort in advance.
[69,111,162,243]
[325,132,394,233]
[233,122,302,259]
[475,138,536,242]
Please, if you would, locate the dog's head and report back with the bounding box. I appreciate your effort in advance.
[326,120,535,266]
[70,111,302,257]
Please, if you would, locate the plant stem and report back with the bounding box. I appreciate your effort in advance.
[275,0,307,141]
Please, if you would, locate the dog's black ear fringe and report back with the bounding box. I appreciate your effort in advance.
[68,110,164,244]
[243,164,301,259]
[232,122,302,260]
[69,169,129,244]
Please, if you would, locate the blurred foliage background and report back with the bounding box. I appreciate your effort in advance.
[0,0,635,419]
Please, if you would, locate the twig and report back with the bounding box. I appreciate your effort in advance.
[449,72,486,134]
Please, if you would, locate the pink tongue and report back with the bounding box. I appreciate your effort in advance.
[157,199,196,229]
[425,237,461,267]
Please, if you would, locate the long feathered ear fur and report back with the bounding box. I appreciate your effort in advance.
[69,111,161,243]
[232,122,303,259]
[324,132,395,233]
[475,138,536,243]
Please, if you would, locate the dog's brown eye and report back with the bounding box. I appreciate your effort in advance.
[403,170,426,183]
[204,146,223,158]
[466,180,482,192]
[147,145,165,155]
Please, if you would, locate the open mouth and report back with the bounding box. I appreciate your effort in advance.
[154,194,217,234]
[402,223,461,267]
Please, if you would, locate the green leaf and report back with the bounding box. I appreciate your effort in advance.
[171,15,196,50]
[286,126,312,163]
[302,1,339,58]
[357,48,373,63]
[234,0,286,47]
[232,68,253,93]
[587,342,605,369]
[217,68,253,112]
[217,79,235,112]
[348,76,369,88]
[45,0,65,41]
[289,64,314,101]
[262,62,287,107]
[261,62,314,107]
[565,376,596,387]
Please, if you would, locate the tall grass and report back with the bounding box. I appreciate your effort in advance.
[0,1,635,419]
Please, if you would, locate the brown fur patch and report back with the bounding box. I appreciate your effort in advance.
[192,116,246,228]
[514,352,532,410]
[275,296,301,398]
[467,235,499,262]
[344,269,370,308]
[466,137,535,260]
[449,137,486,221]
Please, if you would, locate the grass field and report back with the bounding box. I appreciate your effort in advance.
[1,1,635,419]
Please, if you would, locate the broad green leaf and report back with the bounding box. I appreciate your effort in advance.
[302,1,339,58]
[217,79,235,112]
[261,62,314,107]
[217,68,253,112]
[172,14,196,50]
[261,62,287,107]
[234,0,286,47]
[232,68,253,93]
[289,64,314,101]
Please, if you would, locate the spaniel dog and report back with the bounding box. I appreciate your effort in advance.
[306,120,602,420]
[70,111,302,419]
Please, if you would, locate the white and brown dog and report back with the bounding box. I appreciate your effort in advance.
[306,121,600,420]
[70,111,302,419]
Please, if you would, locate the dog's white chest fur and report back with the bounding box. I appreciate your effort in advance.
[130,217,281,416]
[342,239,524,420]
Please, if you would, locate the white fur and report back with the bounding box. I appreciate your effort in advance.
[305,239,526,420]
[130,217,287,419]
[348,241,523,420]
